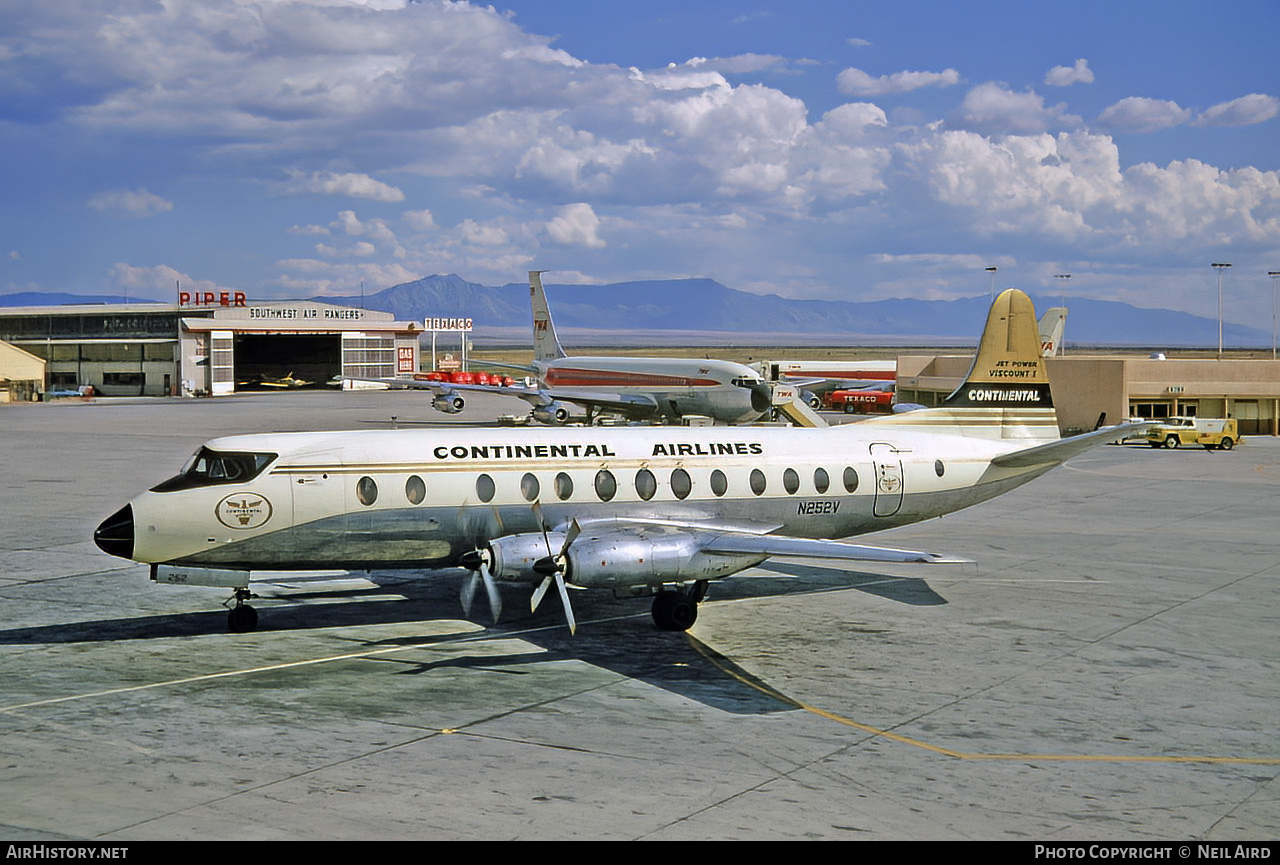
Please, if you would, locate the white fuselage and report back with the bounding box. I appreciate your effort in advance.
[535,356,771,423]
[111,418,1053,573]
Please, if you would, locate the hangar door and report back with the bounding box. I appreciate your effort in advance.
[234,333,341,389]
[341,333,396,381]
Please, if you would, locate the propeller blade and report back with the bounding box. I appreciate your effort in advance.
[479,561,502,623]
[555,572,576,636]
[561,518,581,557]
[531,575,552,612]
[461,571,480,617]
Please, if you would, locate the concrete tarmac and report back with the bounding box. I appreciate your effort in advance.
[1,390,1277,840]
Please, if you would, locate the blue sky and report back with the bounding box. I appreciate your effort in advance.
[2,0,1278,326]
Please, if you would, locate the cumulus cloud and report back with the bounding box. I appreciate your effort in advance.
[1045,59,1094,87]
[1096,97,1191,133]
[545,203,606,248]
[108,263,231,300]
[1194,93,1280,127]
[280,171,405,202]
[951,82,1081,134]
[87,188,173,217]
[836,66,960,97]
[402,210,437,231]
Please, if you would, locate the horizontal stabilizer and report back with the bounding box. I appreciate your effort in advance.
[991,422,1153,468]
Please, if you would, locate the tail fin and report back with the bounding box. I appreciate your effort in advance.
[530,270,566,362]
[944,289,1052,408]
[934,289,1058,441]
[1037,307,1067,357]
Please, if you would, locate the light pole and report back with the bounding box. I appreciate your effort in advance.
[1053,272,1071,305]
[1212,262,1231,359]
[1270,271,1280,361]
[986,266,998,301]
[1052,273,1071,356]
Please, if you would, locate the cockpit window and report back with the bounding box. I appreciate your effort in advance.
[150,447,276,492]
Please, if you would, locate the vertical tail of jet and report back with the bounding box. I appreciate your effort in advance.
[1038,307,1067,357]
[530,270,567,362]
[937,288,1058,440]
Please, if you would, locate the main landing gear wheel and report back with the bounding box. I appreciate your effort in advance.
[227,588,258,633]
[651,588,700,632]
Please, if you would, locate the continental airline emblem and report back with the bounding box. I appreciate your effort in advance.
[216,494,273,530]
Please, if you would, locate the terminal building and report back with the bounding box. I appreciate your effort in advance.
[898,353,1280,436]
[0,297,422,397]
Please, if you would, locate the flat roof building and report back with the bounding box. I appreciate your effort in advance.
[898,353,1280,436]
[0,299,422,397]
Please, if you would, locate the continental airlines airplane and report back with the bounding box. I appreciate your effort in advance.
[95,290,1140,634]
[367,272,773,425]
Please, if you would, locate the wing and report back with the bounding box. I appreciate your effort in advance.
[552,515,970,566]
[700,533,969,564]
[535,388,660,415]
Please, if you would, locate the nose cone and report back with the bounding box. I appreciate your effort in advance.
[94,504,135,560]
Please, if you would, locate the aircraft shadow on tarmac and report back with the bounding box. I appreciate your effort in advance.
[0,564,947,715]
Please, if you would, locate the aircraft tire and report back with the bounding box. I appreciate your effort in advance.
[228,604,258,633]
[1164,436,1179,449]
[651,591,698,631]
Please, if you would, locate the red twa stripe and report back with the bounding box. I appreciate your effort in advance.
[544,368,721,388]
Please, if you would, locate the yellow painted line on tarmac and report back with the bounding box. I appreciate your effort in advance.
[688,638,1280,767]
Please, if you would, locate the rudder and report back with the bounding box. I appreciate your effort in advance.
[529,270,567,362]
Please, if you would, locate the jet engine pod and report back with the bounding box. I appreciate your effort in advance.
[487,532,569,582]
[531,401,571,425]
[432,393,465,414]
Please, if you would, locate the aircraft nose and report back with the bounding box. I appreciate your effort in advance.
[94,504,134,560]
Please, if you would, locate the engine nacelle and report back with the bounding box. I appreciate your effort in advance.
[432,393,465,414]
[487,532,568,582]
[564,533,764,589]
[531,401,571,425]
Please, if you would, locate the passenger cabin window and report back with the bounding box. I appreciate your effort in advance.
[595,470,617,502]
[635,469,657,501]
[477,473,496,503]
[783,468,800,495]
[521,472,540,502]
[405,475,426,505]
[814,468,830,494]
[934,459,946,477]
[555,472,574,501]
[749,469,766,496]
[843,467,859,493]
[149,447,277,492]
[671,468,692,500]
[710,469,728,497]
[357,476,378,506]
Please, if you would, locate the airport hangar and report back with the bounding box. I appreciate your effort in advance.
[897,352,1280,436]
[0,295,424,398]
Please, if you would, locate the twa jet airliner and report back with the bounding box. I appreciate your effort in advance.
[95,290,1142,634]
[365,271,773,425]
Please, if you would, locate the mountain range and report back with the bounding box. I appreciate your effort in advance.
[2,274,1271,347]
[309,274,1273,348]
